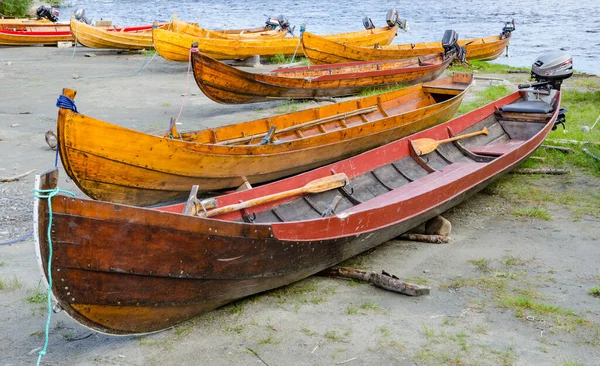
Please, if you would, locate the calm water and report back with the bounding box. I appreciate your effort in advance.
[59,0,599,75]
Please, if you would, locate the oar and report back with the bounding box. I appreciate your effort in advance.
[411,127,488,156]
[198,173,350,218]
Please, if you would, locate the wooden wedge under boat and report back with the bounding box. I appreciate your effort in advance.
[70,18,171,50]
[152,25,398,61]
[192,48,457,104]
[36,83,564,335]
[56,73,472,206]
[302,27,513,64]
[0,24,72,45]
[171,18,287,40]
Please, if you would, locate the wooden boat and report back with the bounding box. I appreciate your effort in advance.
[152,25,398,61]
[0,25,72,46]
[0,18,64,29]
[191,48,456,104]
[70,18,171,50]
[56,73,472,206]
[302,30,512,64]
[171,19,287,40]
[36,81,564,335]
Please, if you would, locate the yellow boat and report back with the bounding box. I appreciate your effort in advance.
[302,23,515,64]
[171,19,288,39]
[70,18,173,50]
[0,25,72,46]
[153,25,398,61]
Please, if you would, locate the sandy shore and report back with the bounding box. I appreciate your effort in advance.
[0,46,598,365]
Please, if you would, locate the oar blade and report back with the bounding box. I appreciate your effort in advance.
[411,138,438,156]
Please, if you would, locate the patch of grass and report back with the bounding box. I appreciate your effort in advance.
[570,78,600,88]
[0,0,31,17]
[267,278,319,304]
[377,326,391,337]
[26,284,46,304]
[498,296,577,317]
[403,276,430,285]
[141,49,157,56]
[559,358,585,366]
[224,325,244,334]
[440,276,508,293]
[502,255,527,267]
[275,100,308,114]
[258,335,280,345]
[347,306,359,315]
[301,327,317,336]
[468,258,491,273]
[358,83,408,96]
[138,339,160,346]
[513,207,552,221]
[457,85,512,115]
[324,330,342,342]
[161,102,171,107]
[0,261,5,267]
[448,60,529,74]
[589,286,600,297]
[0,275,23,291]
[422,323,435,339]
[359,300,383,312]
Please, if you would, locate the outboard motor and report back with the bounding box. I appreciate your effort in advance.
[442,30,466,63]
[74,8,91,25]
[36,6,59,23]
[385,8,409,32]
[513,52,573,129]
[265,16,280,30]
[501,19,515,39]
[362,16,375,30]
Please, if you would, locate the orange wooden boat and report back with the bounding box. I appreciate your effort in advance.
[191,47,458,104]
[36,62,567,334]
[70,18,171,50]
[302,21,515,64]
[55,74,472,206]
[0,24,72,45]
[171,19,287,40]
[153,25,398,61]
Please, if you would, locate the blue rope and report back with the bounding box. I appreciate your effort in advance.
[0,231,33,245]
[32,187,76,366]
[288,24,306,67]
[56,95,78,114]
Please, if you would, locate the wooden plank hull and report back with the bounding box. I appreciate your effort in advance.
[172,19,287,39]
[192,50,454,104]
[57,75,472,206]
[153,26,398,61]
[70,19,169,50]
[0,18,65,29]
[0,26,72,45]
[302,31,512,64]
[36,89,561,335]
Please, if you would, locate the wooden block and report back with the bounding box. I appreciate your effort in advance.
[95,20,113,27]
[57,42,73,48]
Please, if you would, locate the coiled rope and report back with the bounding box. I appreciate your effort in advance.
[32,187,76,366]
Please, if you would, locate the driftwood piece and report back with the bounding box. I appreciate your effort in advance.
[582,148,600,161]
[319,267,430,296]
[540,145,574,154]
[1,169,36,182]
[399,233,449,244]
[512,168,571,175]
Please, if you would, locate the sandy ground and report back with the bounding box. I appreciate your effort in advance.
[0,47,598,366]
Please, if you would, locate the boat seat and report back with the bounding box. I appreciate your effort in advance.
[469,139,525,156]
[501,100,553,114]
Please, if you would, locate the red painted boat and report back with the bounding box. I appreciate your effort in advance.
[34,53,571,335]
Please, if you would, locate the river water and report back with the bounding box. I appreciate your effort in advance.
[58,0,599,75]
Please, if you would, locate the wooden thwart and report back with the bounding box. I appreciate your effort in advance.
[214,106,378,145]
[411,127,489,156]
[198,173,350,218]
[318,267,430,296]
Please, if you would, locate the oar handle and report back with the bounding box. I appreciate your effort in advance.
[440,127,488,144]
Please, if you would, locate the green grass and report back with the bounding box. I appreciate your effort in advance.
[0,275,23,291]
[347,306,359,315]
[498,296,576,317]
[0,0,32,17]
[258,335,280,345]
[324,330,343,342]
[570,78,600,88]
[559,359,585,366]
[359,300,383,312]
[589,286,600,297]
[513,207,552,221]
[358,83,408,97]
[275,100,308,114]
[26,284,46,304]
[265,54,309,65]
[300,327,317,336]
[449,60,529,74]
[457,85,512,115]
[469,258,491,273]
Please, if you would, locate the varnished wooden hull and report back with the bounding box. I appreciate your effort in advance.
[192,50,454,104]
[36,89,561,335]
[302,31,512,64]
[57,74,472,206]
[0,18,65,29]
[0,26,72,45]
[172,19,287,39]
[153,26,398,61]
[70,19,170,50]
